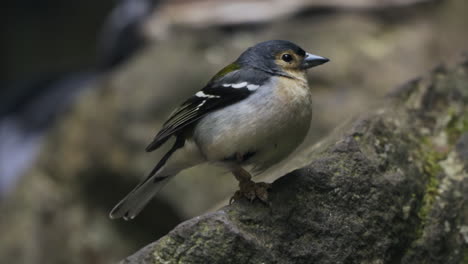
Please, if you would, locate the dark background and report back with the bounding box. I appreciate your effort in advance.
[1,0,113,82]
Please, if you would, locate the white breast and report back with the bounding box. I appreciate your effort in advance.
[193,77,312,173]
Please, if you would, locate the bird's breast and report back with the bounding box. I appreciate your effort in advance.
[193,77,312,169]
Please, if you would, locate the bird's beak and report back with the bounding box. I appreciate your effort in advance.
[302,53,329,69]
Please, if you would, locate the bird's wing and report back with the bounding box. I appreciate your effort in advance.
[145,66,270,152]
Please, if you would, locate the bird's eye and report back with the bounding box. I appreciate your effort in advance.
[281,54,293,62]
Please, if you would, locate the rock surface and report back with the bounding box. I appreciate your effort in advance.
[120,60,468,263]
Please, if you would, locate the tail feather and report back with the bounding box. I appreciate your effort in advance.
[109,174,172,220]
[110,136,186,220]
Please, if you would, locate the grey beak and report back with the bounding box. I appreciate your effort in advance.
[302,53,329,69]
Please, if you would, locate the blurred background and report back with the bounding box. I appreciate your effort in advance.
[0,0,467,263]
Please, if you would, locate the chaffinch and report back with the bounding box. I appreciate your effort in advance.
[110,40,329,220]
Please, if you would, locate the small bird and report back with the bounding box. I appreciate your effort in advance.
[110,40,329,220]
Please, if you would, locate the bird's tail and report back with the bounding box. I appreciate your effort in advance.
[109,137,186,220]
[109,172,172,220]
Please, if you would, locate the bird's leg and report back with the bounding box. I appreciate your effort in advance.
[231,167,255,201]
[230,166,272,204]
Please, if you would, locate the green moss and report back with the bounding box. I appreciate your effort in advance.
[422,149,444,178]
[414,137,444,238]
[446,108,468,144]
[353,134,362,141]
[153,236,180,262]
[410,104,467,245]
[419,137,444,175]
[416,174,439,223]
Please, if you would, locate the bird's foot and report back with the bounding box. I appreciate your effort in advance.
[229,181,272,204]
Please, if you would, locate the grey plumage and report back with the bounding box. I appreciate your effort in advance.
[194,77,312,174]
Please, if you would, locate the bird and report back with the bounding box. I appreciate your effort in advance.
[110,40,329,220]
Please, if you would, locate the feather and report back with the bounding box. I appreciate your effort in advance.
[145,67,270,152]
[110,137,185,220]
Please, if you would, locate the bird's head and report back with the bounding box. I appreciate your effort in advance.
[236,40,329,78]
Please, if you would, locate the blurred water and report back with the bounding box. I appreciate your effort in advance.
[0,118,43,196]
[0,72,96,196]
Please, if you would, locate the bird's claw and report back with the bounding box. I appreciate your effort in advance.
[229,181,272,204]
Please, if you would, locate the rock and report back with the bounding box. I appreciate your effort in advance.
[120,59,468,263]
[146,0,441,31]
